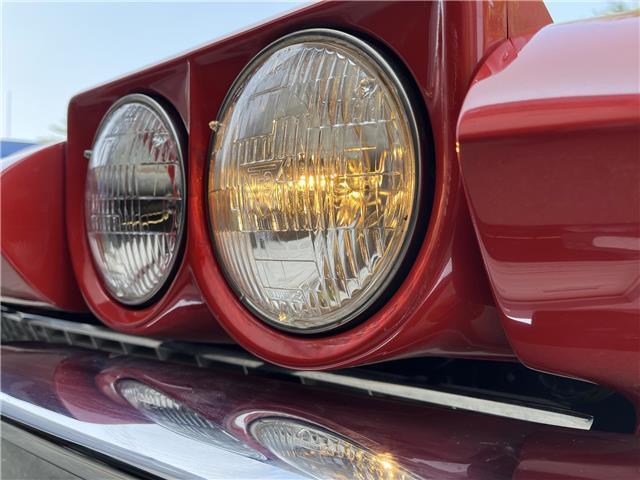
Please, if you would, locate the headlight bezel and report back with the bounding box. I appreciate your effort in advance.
[85,93,188,308]
[206,28,425,335]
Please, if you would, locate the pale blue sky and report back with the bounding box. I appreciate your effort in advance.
[1,1,637,141]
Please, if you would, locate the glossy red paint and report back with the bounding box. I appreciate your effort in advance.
[1,345,70,413]
[53,354,144,424]
[1,143,86,311]
[1,345,143,424]
[65,1,518,363]
[515,430,640,480]
[457,16,640,398]
[189,0,515,368]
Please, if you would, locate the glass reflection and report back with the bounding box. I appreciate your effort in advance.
[250,417,421,480]
[117,379,265,460]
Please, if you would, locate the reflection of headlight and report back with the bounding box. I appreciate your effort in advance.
[208,29,421,333]
[117,380,264,460]
[85,94,185,305]
[250,417,421,480]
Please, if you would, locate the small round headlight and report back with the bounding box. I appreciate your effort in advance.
[85,94,185,306]
[208,30,421,333]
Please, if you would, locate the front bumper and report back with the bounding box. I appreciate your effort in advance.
[1,307,638,480]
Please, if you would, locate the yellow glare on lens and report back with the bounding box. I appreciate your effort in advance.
[375,453,402,478]
[231,154,395,234]
[209,31,419,332]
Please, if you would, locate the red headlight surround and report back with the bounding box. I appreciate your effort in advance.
[66,1,511,365]
[206,28,426,335]
[65,62,226,341]
[187,2,512,368]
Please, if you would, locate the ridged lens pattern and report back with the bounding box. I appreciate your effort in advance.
[86,97,184,305]
[118,380,263,460]
[210,35,417,331]
[251,418,420,480]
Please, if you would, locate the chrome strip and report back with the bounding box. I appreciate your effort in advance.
[1,308,593,430]
[1,297,58,309]
[292,371,594,430]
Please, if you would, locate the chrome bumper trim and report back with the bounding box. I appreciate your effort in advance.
[0,296,58,309]
[1,390,296,479]
[1,307,593,430]
[293,371,593,430]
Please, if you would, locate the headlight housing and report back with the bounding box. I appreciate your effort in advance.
[85,94,185,306]
[208,30,421,333]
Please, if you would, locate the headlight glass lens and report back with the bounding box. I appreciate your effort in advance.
[250,417,420,480]
[209,31,419,332]
[86,95,185,305]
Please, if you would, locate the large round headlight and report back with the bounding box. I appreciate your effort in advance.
[208,30,421,333]
[85,94,185,306]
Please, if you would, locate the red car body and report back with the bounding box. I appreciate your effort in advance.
[1,0,638,433]
[457,12,640,415]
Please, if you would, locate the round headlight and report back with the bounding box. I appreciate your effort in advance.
[85,94,185,306]
[250,417,420,480]
[208,30,421,333]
